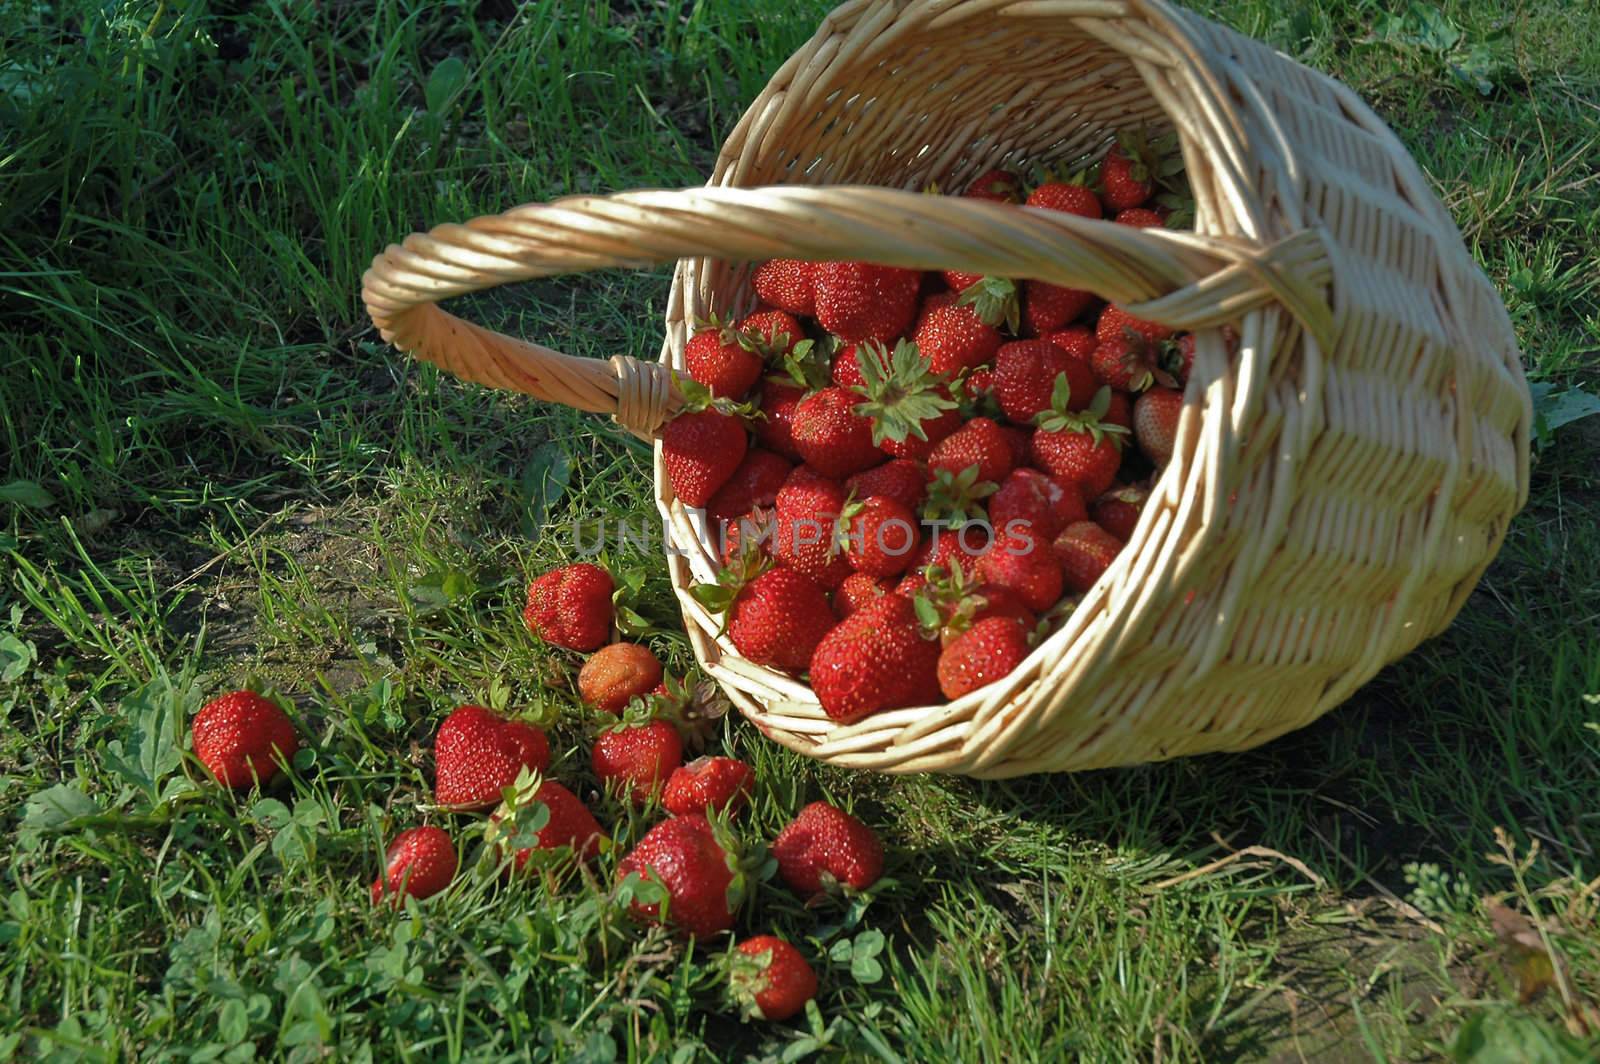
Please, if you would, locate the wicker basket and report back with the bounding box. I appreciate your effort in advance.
[362,0,1531,778]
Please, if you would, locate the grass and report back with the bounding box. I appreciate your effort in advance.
[2,0,1598,1059]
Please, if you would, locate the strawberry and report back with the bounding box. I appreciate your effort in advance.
[792,386,882,479]
[1030,386,1128,497]
[841,495,921,577]
[722,565,837,671]
[719,508,774,566]
[663,409,748,508]
[1042,325,1098,363]
[899,530,990,596]
[829,342,870,389]
[849,339,961,461]
[846,458,926,512]
[1115,207,1164,228]
[491,778,604,867]
[434,704,551,809]
[1090,334,1174,393]
[617,814,741,938]
[998,424,1032,469]
[908,558,1035,645]
[922,464,1000,529]
[1023,280,1095,336]
[371,826,456,905]
[1026,180,1103,218]
[881,406,961,462]
[706,448,793,524]
[1134,386,1184,466]
[578,643,664,713]
[912,292,1002,376]
[663,756,755,818]
[1052,520,1124,593]
[809,594,941,722]
[772,801,884,895]
[729,936,818,1022]
[524,563,614,651]
[1173,332,1196,384]
[988,468,1086,542]
[940,267,984,296]
[740,310,807,357]
[937,616,1032,699]
[977,528,1063,611]
[1096,304,1174,346]
[962,169,1023,202]
[593,719,683,805]
[833,571,892,619]
[813,261,921,343]
[994,340,1097,423]
[191,690,298,789]
[1091,484,1147,542]
[753,259,816,316]
[1103,389,1133,432]
[1098,144,1153,210]
[772,467,852,590]
[964,366,995,400]
[685,319,764,399]
[928,417,1014,485]
[754,379,806,460]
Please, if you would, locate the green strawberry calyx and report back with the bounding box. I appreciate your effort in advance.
[1034,380,1129,448]
[671,373,765,420]
[850,339,957,446]
[922,465,998,526]
[955,276,1020,333]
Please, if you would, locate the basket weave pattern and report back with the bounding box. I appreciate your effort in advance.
[362,0,1530,777]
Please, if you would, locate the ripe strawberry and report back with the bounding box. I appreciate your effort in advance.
[753,259,816,316]
[191,690,297,789]
[846,458,926,512]
[814,261,921,343]
[928,416,1014,485]
[729,936,818,1023]
[705,448,793,524]
[685,320,764,399]
[829,342,870,389]
[578,643,664,713]
[940,267,984,295]
[994,340,1096,423]
[663,409,748,508]
[999,424,1032,469]
[809,594,941,722]
[663,756,755,818]
[1053,520,1124,593]
[792,386,882,479]
[434,704,550,809]
[1042,325,1098,363]
[724,566,837,671]
[593,719,683,805]
[754,379,806,460]
[719,508,774,566]
[833,571,892,619]
[1115,207,1164,228]
[849,339,961,462]
[1096,304,1174,346]
[911,557,1035,645]
[988,468,1086,542]
[617,814,740,938]
[900,529,991,595]
[1091,484,1147,542]
[524,563,614,651]
[881,405,961,462]
[1026,180,1103,218]
[1030,387,1128,497]
[842,495,921,577]
[964,366,995,400]
[1099,145,1153,210]
[1090,334,1172,393]
[1103,389,1133,431]
[962,583,1037,636]
[740,310,807,356]
[1134,386,1184,466]
[1023,280,1095,336]
[937,616,1031,699]
[1173,332,1195,383]
[371,826,456,905]
[492,779,604,867]
[912,293,1001,376]
[772,801,884,895]
[772,467,852,590]
[977,528,1063,611]
[962,169,1023,202]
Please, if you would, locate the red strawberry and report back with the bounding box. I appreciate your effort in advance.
[1030,387,1128,497]
[964,366,995,400]
[999,424,1032,469]
[772,801,884,895]
[685,320,764,398]
[371,826,456,905]
[842,495,921,577]
[1174,332,1196,383]
[1042,325,1098,363]
[994,340,1097,423]
[719,508,774,566]
[662,756,755,818]
[1090,335,1169,393]
[977,528,1063,611]
[849,338,961,462]
[846,458,926,512]
[726,566,837,670]
[809,594,941,722]
[753,259,816,316]
[754,379,805,460]
[940,267,984,295]
[524,563,614,651]
[963,583,1037,635]
[938,616,1032,699]
[740,310,806,356]
[913,293,1002,376]
[1091,484,1147,542]
[928,417,1014,485]
[899,529,990,596]
[191,690,298,789]
[773,467,852,590]
[1096,304,1174,346]
[1099,145,1153,210]
[663,409,748,508]
[1052,520,1124,593]
[1103,390,1133,432]
[830,342,871,389]
[963,169,1023,202]
[593,719,683,805]
[706,448,793,524]
[1115,207,1164,228]
[434,704,551,809]
[578,643,664,713]
[814,261,920,343]
[493,780,604,867]
[618,814,741,937]
[1023,280,1095,336]
[1134,386,1184,466]
[881,406,961,462]
[792,386,882,479]
[988,468,1086,542]
[1026,180,1103,218]
[833,571,892,618]
[729,936,818,1023]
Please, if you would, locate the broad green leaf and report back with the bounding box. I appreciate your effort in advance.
[0,480,53,508]
[424,56,467,115]
[521,441,572,536]
[1531,382,1600,447]
[21,783,99,834]
[0,634,35,683]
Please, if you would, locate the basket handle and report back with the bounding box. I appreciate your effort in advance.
[361,185,1333,437]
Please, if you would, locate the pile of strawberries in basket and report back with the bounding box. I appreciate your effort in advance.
[667,139,1224,723]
